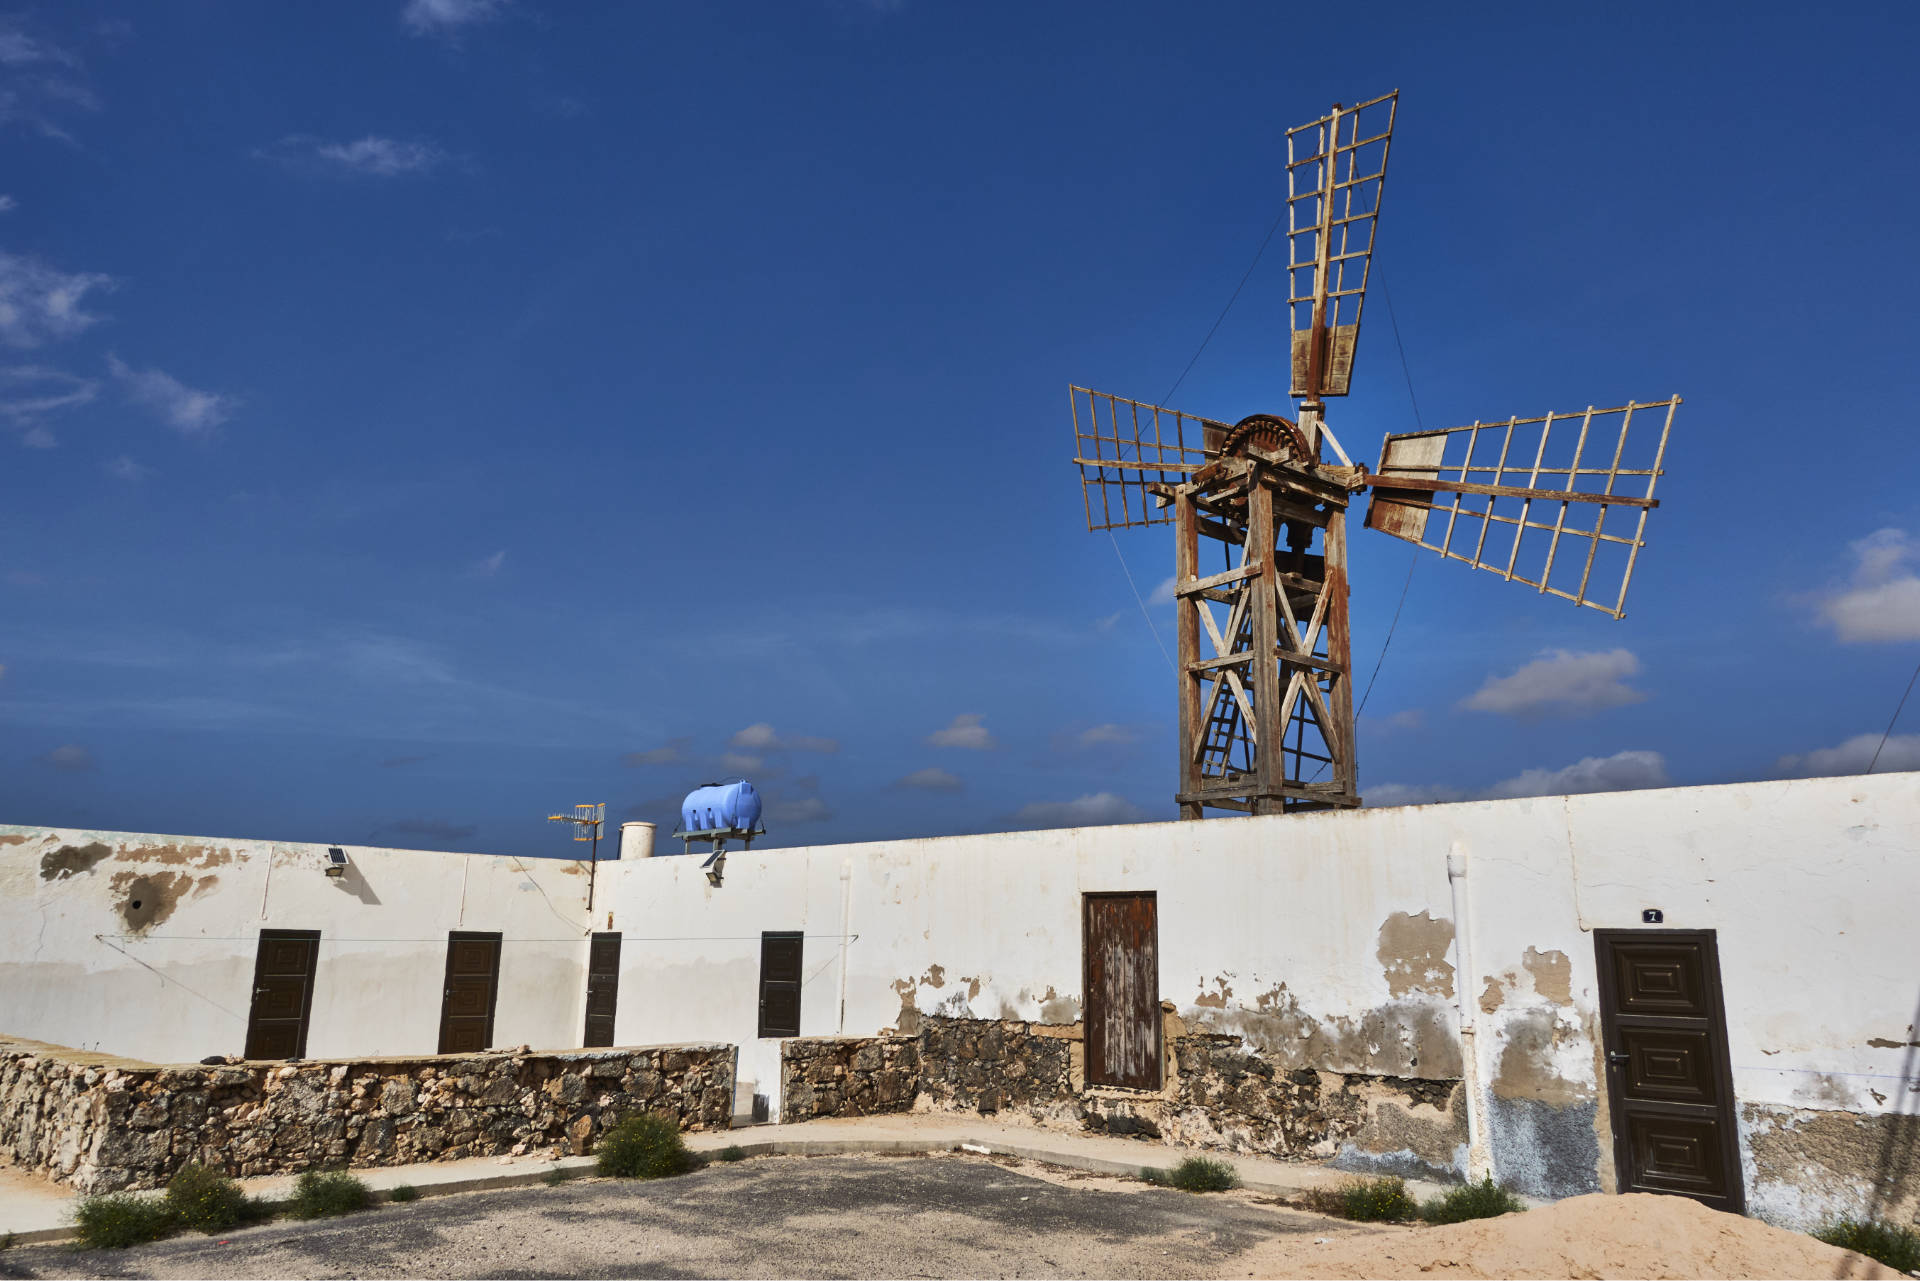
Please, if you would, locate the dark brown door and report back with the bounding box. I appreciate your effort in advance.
[244,929,320,1060]
[1596,929,1743,1214]
[757,931,803,1038]
[583,932,621,1048]
[438,931,502,1054]
[1084,892,1161,1089]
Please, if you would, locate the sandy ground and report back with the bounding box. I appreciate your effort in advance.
[0,1153,1898,1280]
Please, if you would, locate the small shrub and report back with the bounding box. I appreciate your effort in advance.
[1338,1175,1418,1222]
[543,1167,575,1187]
[1166,1156,1240,1193]
[387,1184,420,1203]
[287,1169,371,1220]
[1814,1219,1920,1274]
[72,1193,176,1250]
[717,1145,748,1163]
[1419,1176,1526,1224]
[1139,1166,1169,1186]
[165,1163,257,1234]
[596,1113,695,1180]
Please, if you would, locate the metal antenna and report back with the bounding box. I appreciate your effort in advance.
[1065,91,1680,819]
[546,802,605,910]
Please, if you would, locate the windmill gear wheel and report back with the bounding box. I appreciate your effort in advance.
[1222,413,1311,464]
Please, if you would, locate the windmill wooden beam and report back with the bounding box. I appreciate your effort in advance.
[1067,90,1679,820]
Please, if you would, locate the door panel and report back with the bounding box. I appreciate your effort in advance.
[244,929,320,1060]
[584,932,621,1048]
[1596,929,1743,1214]
[758,932,803,1039]
[438,931,501,1054]
[1083,893,1160,1090]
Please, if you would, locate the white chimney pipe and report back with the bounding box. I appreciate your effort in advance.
[619,821,656,860]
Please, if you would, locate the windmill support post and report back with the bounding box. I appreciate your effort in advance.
[1174,448,1361,817]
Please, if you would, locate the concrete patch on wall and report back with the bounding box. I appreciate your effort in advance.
[1520,947,1572,1005]
[1741,1101,1920,1230]
[1331,1076,1470,1183]
[111,870,197,934]
[1485,1005,1601,1199]
[1377,911,1456,999]
[39,842,112,882]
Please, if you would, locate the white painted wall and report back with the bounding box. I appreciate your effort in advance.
[0,828,598,1062]
[4,770,1914,1220]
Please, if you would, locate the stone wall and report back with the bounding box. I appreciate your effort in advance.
[779,1037,919,1123]
[0,1035,736,1192]
[790,1016,1468,1179]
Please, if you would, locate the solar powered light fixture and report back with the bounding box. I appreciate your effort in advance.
[325,847,349,878]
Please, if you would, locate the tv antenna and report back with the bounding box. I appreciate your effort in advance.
[1069,90,1678,818]
[546,802,605,908]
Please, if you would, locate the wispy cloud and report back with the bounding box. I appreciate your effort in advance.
[766,774,832,824]
[1368,748,1670,808]
[1148,576,1177,607]
[895,767,963,792]
[258,134,447,178]
[1006,792,1149,829]
[0,251,111,347]
[39,742,95,771]
[104,453,149,481]
[1075,723,1138,748]
[927,713,996,750]
[1776,732,1920,778]
[622,737,691,767]
[718,751,763,773]
[0,364,96,446]
[469,549,506,577]
[1818,529,1920,643]
[1460,649,1646,717]
[730,723,839,754]
[400,0,510,40]
[0,195,16,213]
[107,354,236,437]
[0,16,100,143]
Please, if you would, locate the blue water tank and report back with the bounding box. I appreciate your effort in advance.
[680,780,762,836]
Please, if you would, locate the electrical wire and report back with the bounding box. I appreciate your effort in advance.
[1866,654,1920,773]
[1109,529,1174,672]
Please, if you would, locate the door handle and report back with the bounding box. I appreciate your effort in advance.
[1607,1052,1629,1065]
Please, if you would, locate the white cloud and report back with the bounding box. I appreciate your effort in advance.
[621,738,689,768]
[718,751,763,773]
[0,251,111,347]
[0,17,99,142]
[1369,748,1670,808]
[1776,732,1920,778]
[0,364,96,420]
[40,743,94,771]
[470,549,506,577]
[769,796,831,823]
[1148,575,1177,607]
[401,0,510,38]
[1379,708,1425,730]
[1007,792,1149,829]
[927,713,996,750]
[1819,529,1920,643]
[104,454,149,481]
[259,135,446,178]
[895,767,963,792]
[19,424,53,448]
[1461,648,1646,717]
[107,355,236,436]
[0,195,15,212]
[1484,749,1670,799]
[1076,723,1139,748]
[730,723,839,754]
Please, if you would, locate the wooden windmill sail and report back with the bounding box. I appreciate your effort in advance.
[1070,91,1678,818]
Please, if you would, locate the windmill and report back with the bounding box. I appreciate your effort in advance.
[1069,91,1678,819]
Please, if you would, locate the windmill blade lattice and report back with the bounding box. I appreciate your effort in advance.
[1365,397,1678,618]
[1069,386,1226,531]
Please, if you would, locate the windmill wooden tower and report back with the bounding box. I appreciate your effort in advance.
[1070,91,1678,819]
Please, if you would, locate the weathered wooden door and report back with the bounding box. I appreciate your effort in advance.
[583,932,621,1048]
[757,931,803,1039]
[1595,929,1743,1213]
[438,931,502,1054]
[1083,892,1161,1089]
[244,929,320,1060]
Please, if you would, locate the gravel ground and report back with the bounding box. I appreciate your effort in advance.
[0,1153,1344,1280]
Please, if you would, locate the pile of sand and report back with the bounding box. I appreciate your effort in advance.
[1232,1192,1902,1280]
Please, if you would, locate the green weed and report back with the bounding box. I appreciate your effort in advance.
[595,1113,696,1180]
[164,1163,261,1234]
[286,1169,371,1219]
[71,1194,176,1250]
[717,1145,748,1163]
[387,1184,420,1203]
[1418,1176,1526,1224]
[1305,1175,1418,1222]
[1165,1156,1240,1192]
[1813,1219,1920,1274]
[543,1166,575,1186]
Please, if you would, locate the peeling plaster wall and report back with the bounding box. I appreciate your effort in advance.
[5,771,1917,1221]
[0,827,596,1063]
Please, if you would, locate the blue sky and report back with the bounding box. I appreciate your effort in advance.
[4,0,1917,857]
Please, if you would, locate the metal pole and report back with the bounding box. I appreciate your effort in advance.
[588,821,599,913]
